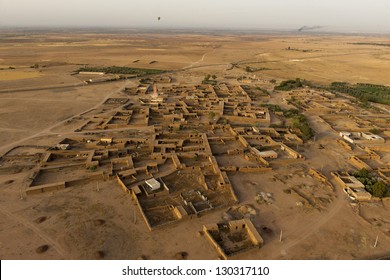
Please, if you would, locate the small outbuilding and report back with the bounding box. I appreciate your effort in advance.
[145,178,161,191]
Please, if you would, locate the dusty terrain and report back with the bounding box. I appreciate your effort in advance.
[1,30,390,260]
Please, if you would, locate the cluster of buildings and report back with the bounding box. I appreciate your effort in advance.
[13,79,312,259]
[284,88,390,203]
[9,77,389,258]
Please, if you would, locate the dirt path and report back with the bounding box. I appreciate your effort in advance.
[0,82,85,94]
[267,113,349,256]
[182,52,208,69]
[284,191,345,253]
[0,80,133,155]
[182,48,218,70]
[270,184,347,258]
[0,206,67,258]
[236,51,383,66]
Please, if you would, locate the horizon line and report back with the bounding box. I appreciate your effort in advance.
[1,25,390,36]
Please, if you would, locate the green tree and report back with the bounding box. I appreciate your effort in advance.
[369,128,382,134]
[355,168,370,178]
[371,181,388,198]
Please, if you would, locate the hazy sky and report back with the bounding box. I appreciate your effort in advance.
[1,0,390,32]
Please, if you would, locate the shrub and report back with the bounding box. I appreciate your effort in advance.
[371,181,388,198]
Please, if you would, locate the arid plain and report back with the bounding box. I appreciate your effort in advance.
[1,30,390,260]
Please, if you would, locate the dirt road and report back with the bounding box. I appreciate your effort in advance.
[270,185,347,258]
[0,79,135,155]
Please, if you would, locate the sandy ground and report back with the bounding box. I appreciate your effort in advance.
[0,81,133,152]
[0,30,390,260]
[0,70,42,81]
[1,32,390,89]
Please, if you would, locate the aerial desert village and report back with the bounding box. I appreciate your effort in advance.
[2,68,390,259]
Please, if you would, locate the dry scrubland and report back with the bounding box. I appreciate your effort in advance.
[2,32,390,87]
[0,31,390,260]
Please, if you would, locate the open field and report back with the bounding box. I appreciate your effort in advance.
[1,31,390,89]
[0,70,42,81]
[0,30,390,260]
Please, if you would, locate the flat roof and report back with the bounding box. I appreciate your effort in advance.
[145,178,161,191]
